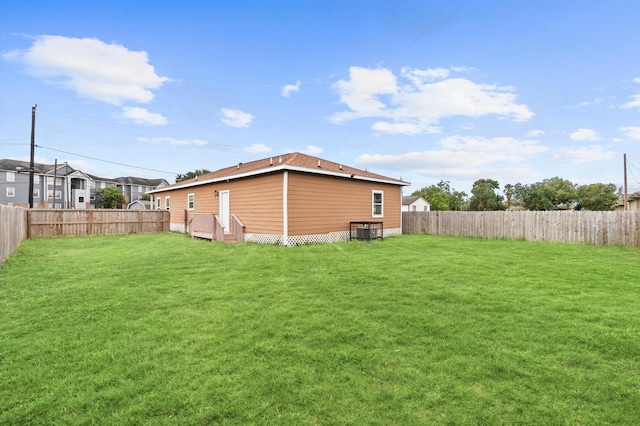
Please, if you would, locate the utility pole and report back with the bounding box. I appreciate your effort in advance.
[53,159,58,209]
[28,105,37,208]
[623,153,628,211]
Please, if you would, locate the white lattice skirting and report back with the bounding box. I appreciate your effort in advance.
[244,227,401,246]
[171,223,186,233]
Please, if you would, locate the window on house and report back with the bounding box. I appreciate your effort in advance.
[34,175,40,184]
[372,190,383,217]
[424,206,429,211]
[100,182,106,189]
[165,196,170,210]
[89,181,95,189]
[55,190,61,200]
[156,198,161,209]
[138,186,143,192]
[188,193,195,210]
[6,187,15,197]
[6,172,15,182]
[33,189,40,199]
[412,205,417,211]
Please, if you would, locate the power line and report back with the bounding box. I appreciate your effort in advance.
[36,144,180,176]
[627,160,640,185]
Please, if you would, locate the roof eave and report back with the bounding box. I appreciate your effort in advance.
[148,164,409,194]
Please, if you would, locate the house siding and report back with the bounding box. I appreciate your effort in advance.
[287,172,402,236]
[166,172,284,235]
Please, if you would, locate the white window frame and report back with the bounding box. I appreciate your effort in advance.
[165,196,170,210]
[55,190,61,200]
[156,198,161,209]
[6,187,15,197]
[6,171,15,182]
[372,190,384,218]
[33,189,40,199]
[34,175,40,184]
[187,193,195,210]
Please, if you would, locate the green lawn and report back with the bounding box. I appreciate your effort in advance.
[1,233,638,425]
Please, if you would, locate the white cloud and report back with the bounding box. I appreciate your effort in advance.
[281,80,301,97]
[372,121,440,135]
[243,144,272,153]
[331,67,397,122]
[400,66,450,84]
[621,78,640,110]
[526,129,545,137]
[120,107,167,125]
[570,128,600,141]
[330,66,533,135]
[354,135,548,182]
[621,94,640,110]
[138,136,208,146]
[440,136,548,156]
[220,108,254,128]
[3,35,170,105]
[620,126,640,140]
[301,145,323,155]
[549,145,614,163]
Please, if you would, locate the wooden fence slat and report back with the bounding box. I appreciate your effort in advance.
[402,211,640,248]
[27,209,170,238]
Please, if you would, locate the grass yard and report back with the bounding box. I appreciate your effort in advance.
[1,233,639,425]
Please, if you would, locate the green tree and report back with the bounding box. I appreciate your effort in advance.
[176,169,211,183]
[543,177,577,209]
[513,177,577,211]
[450,190,468,211]
[576,183,617,211]
[412,183,449,211]
[514,182,555,210]
[503,183,515,209]
[96,186,125,209]
[469,179,504,211]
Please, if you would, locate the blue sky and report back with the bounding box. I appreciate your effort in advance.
[1,0,639,195]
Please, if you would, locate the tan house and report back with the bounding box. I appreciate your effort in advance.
[148,152,409,245]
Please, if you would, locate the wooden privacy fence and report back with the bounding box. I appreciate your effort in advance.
[403,211,640,247]
[0,205,28,266]
[28,209,170,238]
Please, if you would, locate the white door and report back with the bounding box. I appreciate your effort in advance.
[219,190,230,233]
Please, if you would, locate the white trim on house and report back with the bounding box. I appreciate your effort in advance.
[283,171,289,246]
[372,190,384,218]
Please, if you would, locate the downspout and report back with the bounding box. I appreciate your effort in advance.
[283,171,288,246]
